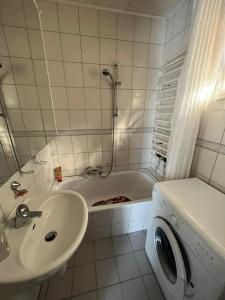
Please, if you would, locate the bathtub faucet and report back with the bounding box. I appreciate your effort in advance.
[83,165,102,176]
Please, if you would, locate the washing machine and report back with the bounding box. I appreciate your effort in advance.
[145,178,225,300]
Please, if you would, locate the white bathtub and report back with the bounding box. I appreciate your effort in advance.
[53,170,157,239]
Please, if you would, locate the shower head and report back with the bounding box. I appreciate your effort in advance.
[102,68,115,85]
[102,69,110,76]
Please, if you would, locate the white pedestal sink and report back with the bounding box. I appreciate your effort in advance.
[0,190,88,300]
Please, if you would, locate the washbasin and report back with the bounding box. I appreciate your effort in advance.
[0,190,88,286]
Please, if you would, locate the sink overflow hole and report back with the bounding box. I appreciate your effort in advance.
[45,231,57,242]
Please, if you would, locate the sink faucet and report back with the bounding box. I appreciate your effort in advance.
[14,204,42,229]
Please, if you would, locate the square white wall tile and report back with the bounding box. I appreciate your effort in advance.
[128,220,145,233]
[199,111,225,143]
[38,86,52,109]
[74,152,89,170]
[93,210,112,227]
[116,150,129,165]
[129,149,141,164]
[0,57,14,84]
[43,31,62,61]
[117,14,134,41]
[101,89,112,109]
[48,61,65,86]
[67,87,85,109]
[148,44,163,68]
[39,1,59,32]
[99,11,116,39]
[133,43,149,68]
[112,206,131,224]
[134,17,150,43]
[112,222,128,236]
[100,38,116,65]
[211,154,225,189]
[147,68,160,90]
[42,110,55,130]
[132,68,147,89]
[64,62,83,87]
[83,64,100,88]
[4,26,31,58]
[131,90,145,109]
[192,147,217,179]
[23,0,40,30]
[11,58,35,85]
[28,30,44,59]
[1,0,25,27]
[1,84,19,109]
[116,110,130,129]
[22,110,43,131]
[88,135,102,152]
[33,60,48,86]
[130,110,144,128]
[119,67,132,89]
[84,88,101,109]
[173,0,189,36]
[0,26,8,56]
[89,151,102,166]
[56,136,73,154]
[55,110,70,130]
[150,18,166,44]
[86,110,101,129]
[81,36,99,64]
[51,87,68,109]
[118,90,131,109]
[61,34,81,62]
[17,85,39,109]
[69,110,86,129]
[58,3,79,34]
[58,154,74,171]
[117,40,133,66]
[72,135,88,153]
[79,7,98,37]
[130,133,142,149]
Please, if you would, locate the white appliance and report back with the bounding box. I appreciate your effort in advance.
[145,178,225,300]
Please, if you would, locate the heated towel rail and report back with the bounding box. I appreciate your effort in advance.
[152,51,186,159]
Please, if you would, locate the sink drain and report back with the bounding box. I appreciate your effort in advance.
[45,231,57,242]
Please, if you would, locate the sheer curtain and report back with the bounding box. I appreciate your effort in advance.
[165,0,225,180]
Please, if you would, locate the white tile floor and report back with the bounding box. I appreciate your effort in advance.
[39,231,165,300]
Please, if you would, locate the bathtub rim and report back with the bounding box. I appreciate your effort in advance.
[52,169,157,212]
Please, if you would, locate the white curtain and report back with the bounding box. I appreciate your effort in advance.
[165,0,225,180]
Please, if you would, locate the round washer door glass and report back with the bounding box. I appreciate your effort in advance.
[155,226,177,284]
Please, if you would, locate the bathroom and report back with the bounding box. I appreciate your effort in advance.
[0,0,225,299]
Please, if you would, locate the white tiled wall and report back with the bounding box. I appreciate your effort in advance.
[35,1,166,175]
[84,202,151,241]
[191,101,225,193]
[164,0,193,62]
[0,0,55,184]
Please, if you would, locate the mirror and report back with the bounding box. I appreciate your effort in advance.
[0,0,56,185]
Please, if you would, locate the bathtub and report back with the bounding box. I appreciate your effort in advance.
[53,170,157,239]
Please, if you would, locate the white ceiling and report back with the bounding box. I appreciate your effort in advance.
[67,0,183,16]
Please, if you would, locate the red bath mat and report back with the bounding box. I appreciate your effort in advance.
[92,196,131,206]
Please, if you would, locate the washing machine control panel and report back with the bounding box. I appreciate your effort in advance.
[168,212,224,279]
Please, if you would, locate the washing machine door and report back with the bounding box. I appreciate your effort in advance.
[152,217,187,300]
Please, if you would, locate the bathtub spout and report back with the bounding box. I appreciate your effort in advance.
[81,165,102,177]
